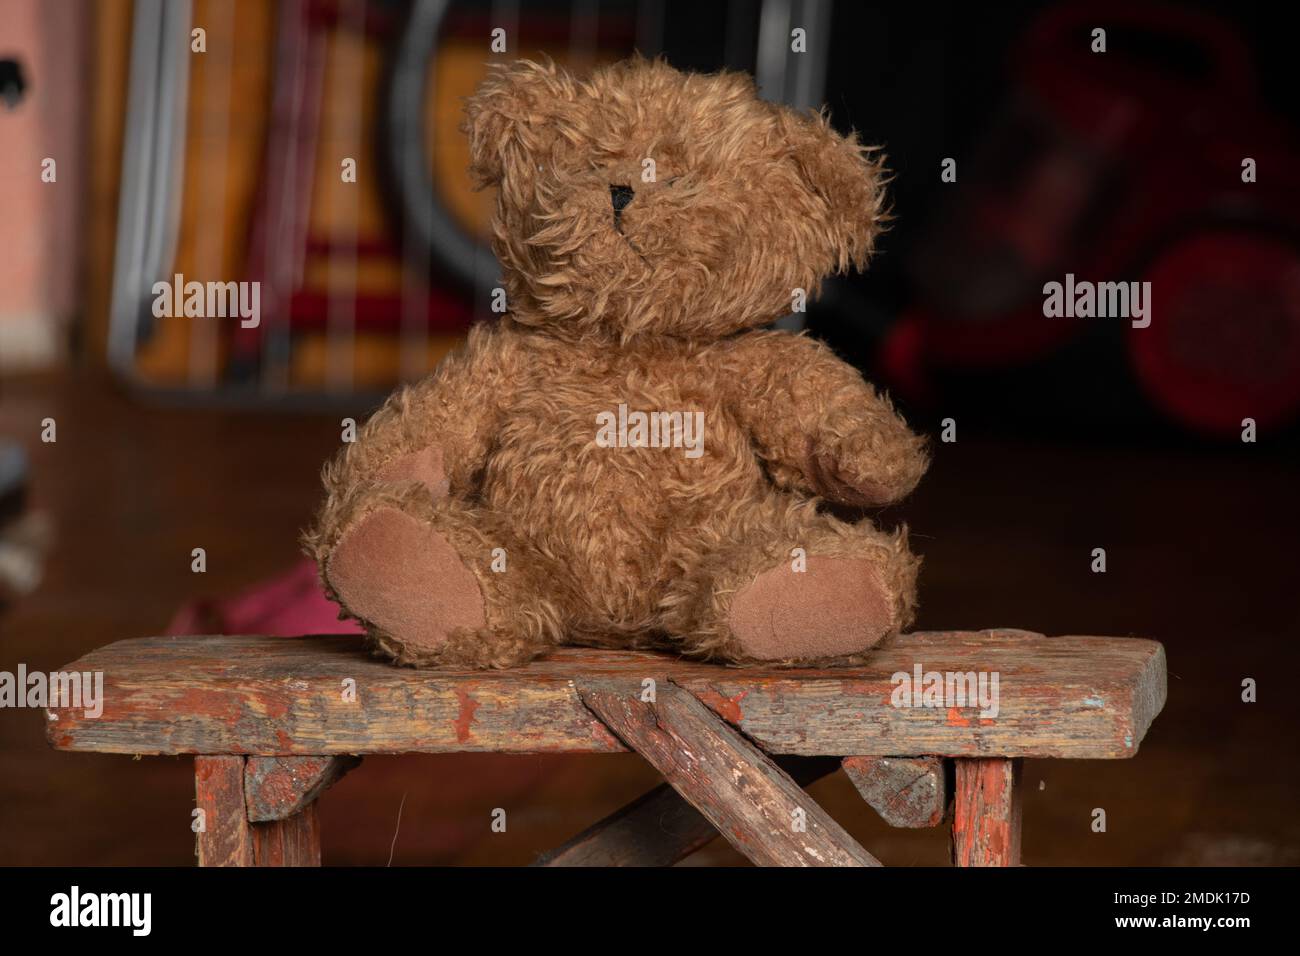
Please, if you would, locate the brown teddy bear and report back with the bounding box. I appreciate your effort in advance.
[305,56,928,669]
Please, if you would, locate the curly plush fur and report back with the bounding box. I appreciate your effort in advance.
[304,56,928,669]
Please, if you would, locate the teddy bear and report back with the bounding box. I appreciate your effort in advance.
[304,56,928,669]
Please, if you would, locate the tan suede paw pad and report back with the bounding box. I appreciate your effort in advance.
[376,446,449,497]
[727,557,893,661]
[327,507,486,652]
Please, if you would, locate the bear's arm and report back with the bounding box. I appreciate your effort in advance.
[719,331,928,507]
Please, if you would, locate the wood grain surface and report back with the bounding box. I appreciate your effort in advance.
[951,758,1023,866]
[578,681,879,867]
[46,630,1166,759]
[536,756,840,866]
[842,755,948,828]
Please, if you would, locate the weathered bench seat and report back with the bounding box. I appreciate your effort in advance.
[46,629,1166,867]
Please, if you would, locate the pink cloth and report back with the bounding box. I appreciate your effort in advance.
[168,558,364,637]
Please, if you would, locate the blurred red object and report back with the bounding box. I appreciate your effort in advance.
[167,558,363,637]
[886,0,1300,435]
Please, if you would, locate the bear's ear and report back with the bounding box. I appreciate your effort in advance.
[781,110,889,273]
[461,58,583,199]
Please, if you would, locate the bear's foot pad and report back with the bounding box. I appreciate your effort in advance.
[727,557,892,661]
[327,507,485,653]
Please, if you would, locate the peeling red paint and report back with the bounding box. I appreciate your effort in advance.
[453,689,480,743]
[839,680,876,697]
[172,688,244,727]
[695,687,748,724]
[952,759,1021,866]
[946,708,971,727]
[261,695,291,720]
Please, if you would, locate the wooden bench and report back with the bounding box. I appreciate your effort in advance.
[45,629,1166,867]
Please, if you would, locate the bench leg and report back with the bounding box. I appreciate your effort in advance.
[195,756,254,866]
[951,757,1023,866]
[195,755,355,866]
[251,805,321,866]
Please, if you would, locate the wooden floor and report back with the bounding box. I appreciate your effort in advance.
[2,371,1298,865]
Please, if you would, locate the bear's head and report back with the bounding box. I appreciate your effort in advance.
[462,56,887,341]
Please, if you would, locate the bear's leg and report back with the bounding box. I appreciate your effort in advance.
[306,444,451,563]
[321,484,564,668]
[658,495,919,665]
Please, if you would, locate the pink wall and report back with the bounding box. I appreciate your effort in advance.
[0,0,88,369]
